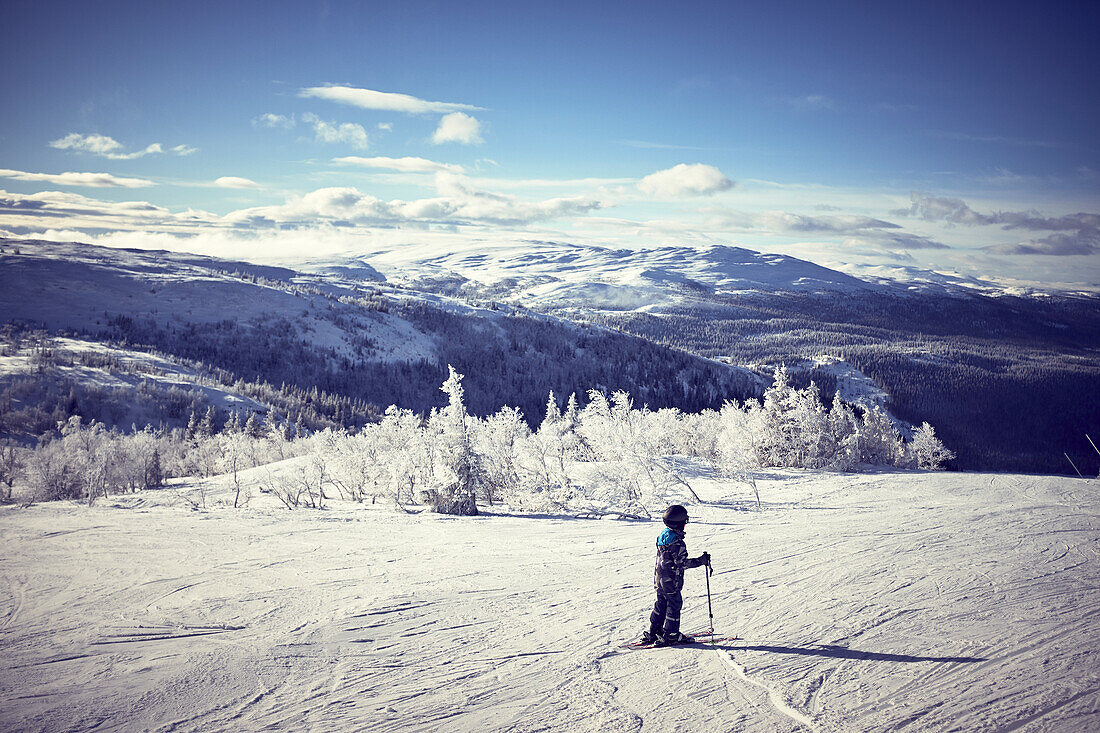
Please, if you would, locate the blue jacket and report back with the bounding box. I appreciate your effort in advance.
[654,528,705,594]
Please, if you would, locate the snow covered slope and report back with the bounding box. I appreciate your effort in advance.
[0,240,437,363]
[0,336,266,415]
[1,464,1096,731]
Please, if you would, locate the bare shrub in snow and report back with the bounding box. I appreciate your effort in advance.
[0,439,25,503]
[215,429,252,508]
[315,429,378,503]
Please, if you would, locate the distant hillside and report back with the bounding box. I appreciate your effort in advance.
[0,239,763,439]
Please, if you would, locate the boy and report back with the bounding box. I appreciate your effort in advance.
[642,504,710,646]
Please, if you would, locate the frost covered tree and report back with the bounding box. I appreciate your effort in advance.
[909,422,956,470]
[426,366,481,515]
[575,390,696,513]
[378,407,431,507]
[858,405,904,466]
[757,367,802,466]
[577,389,615,461]
[824,396,861,472]
[244,411,262,439]
[715,399,765,509]
[536,390,583,474]
[476,405,529,505]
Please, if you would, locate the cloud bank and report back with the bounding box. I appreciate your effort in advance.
[982,230,1099,257]
[895,192,1100,255]
[0,168,155,188]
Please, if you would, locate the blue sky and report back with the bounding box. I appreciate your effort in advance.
[1,0,1098,289]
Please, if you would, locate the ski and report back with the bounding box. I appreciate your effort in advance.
[621,633,738,651]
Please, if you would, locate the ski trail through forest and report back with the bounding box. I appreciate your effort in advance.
[1,467,1098,731]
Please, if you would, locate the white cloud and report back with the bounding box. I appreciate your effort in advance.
[431,112,484,145]
[638,163,733,197]
[49,133,124,156]
[253,113,295,129]
[214,176,262,189]
[334,156,464,174]
[0,168,155,188]
[301,113,370,150]
[0,172,605,237]
[49,133,193,159]
[299,86,483,114]
[376,122,393,132]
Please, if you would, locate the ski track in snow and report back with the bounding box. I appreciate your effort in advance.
[716,649,817,730]
[1,468,1099,731]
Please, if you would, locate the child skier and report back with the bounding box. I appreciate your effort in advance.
[642,504,710,646]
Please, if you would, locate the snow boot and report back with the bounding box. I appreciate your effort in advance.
[640,630,659,644]
[655,631,694,646]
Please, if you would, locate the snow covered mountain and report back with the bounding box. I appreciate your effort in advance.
[0,238,764,436]
[293,240,970,312]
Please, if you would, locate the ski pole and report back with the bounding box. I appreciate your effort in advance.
[705,558,714,636]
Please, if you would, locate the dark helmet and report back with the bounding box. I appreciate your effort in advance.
[663,504,688,531]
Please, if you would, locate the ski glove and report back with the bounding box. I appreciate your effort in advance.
[698,552,711,566]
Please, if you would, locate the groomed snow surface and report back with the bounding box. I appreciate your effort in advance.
[2,463,1098,732]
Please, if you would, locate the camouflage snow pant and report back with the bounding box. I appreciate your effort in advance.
[649,592,683,637]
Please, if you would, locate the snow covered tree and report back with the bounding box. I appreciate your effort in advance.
[224,410,243,435]
[376,406,430,508]
[715,399,765,509]
[427,366,481,516]
[199,406,217,438]
[540,391,562,432]
[244,411,262,439]
[824,396,860,472]
[757,367,801,467]
[577,389,615,461]
[216,429,252,507]
[858,405,904,466]
[476,405,530,505]
[909,422,955,470]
